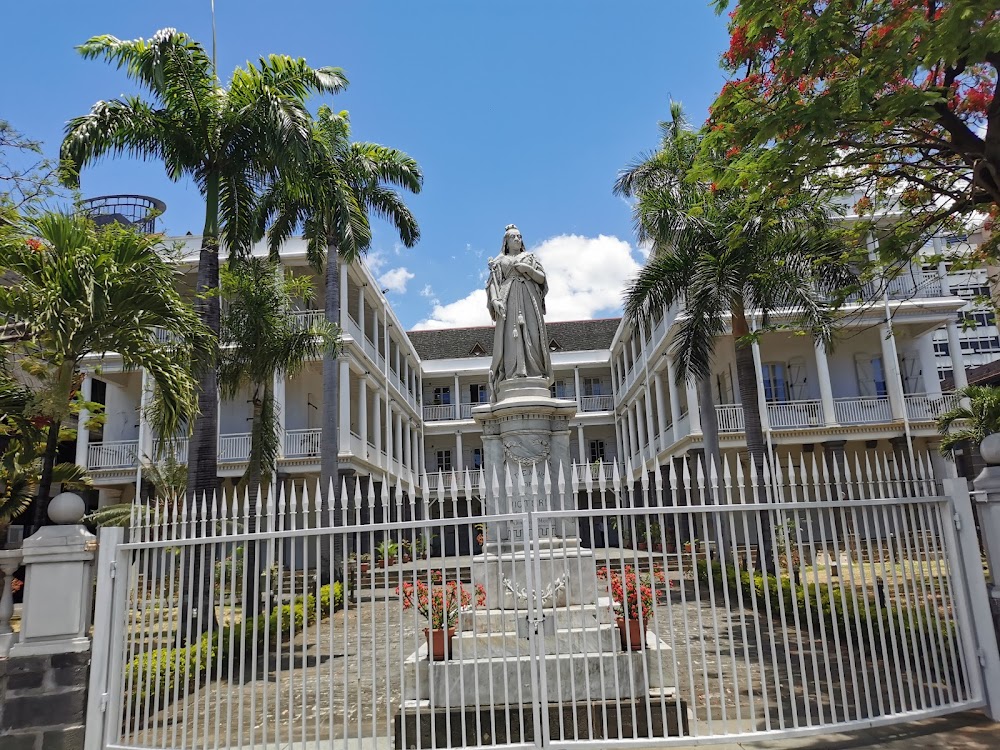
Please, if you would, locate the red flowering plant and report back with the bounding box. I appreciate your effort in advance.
[598,565,657,623]
[397,580,487,630]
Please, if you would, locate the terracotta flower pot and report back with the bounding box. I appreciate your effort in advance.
[425,627,457,661]
[617,616,645,651]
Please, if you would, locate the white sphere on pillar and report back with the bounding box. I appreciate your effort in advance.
[981,433,1000,466]
[47,492,86,525]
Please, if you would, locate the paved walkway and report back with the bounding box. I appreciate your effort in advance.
[705,710,997,749]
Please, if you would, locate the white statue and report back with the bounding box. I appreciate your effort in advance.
[486,225,552,400]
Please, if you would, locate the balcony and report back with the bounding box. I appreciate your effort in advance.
[580,395,613,412]
[833,396,892,425]
[87,440,139,470]
[767,400,824,429]
[573,461,618,483]
[285,428,321,458]
[904,392,958,422]
[422,402,483,422]
[290,310,326,330]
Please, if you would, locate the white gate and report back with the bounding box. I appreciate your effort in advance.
[85,450,999,749]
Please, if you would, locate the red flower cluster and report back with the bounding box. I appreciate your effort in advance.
[398,579,486,630]
[597,565,655,623]
[25,238,42,251]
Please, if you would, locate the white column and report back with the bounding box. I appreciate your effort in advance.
[685,379,702,434]
[340,262,349,326]
[386,404,395,468]
[643,384,656,460]
[358,287,366,339]
[394,343,401,380]
[403,422,412,471]
[879,323,906,420]
[394,411,403,472]
[814,342,837,425]
[455,431,464,472]
[630,338,639,372]
[411,428,420,476]
[614,417,624,466]
[274,371,287,458]
[574,366,582,408]
[635,401,647,462]
[947,322,969,390]
[654,373,669,451]
[339,359,351,451]
[358,378,369,459]
[666,358,683,443]
[138,371,154,462]
[625,406,637,461]
[453,373,461,419]
[918,332,944,399]
[74,376,93,468]
[576,424,586,465]
[373,390,383,463]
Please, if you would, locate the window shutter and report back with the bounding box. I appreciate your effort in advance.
[855,355,876,397]
[788,358,807,400]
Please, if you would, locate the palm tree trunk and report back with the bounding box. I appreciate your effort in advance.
[321,240,344,583]
[731,305,775,572]
[30,419,62,533]
[243,383,267,617]
[182,174,221,639]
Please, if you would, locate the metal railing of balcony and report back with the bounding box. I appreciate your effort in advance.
[422,404,456,421]
[834,396,892,425]
[87,440,138,470]
[284,428,321,458]
[458,403,474,419]
[904,392,958,422]
[218,433,252,463]
[767,399,824,429]
[580,395,613,412]
[573,461,617,482]
[290,310,326,330]
[715,404,745,433]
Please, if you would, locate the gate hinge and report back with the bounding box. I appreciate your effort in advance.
[954,513,962,531]
[100,692,109,712]
[109,561,117,580]
[979,648,988,667]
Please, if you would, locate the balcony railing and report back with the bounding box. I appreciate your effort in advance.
[580,395,613,412]
[423,404,455,421]
[285,428,321,458]
[767,400,824,429]
[290,310,326,330]
[904,392,958,422]
[459,403,474,420]
[573,462,617,483]
[219,433,252,463]
[834,396,892,425]
[716,404,745,433]
[87,440,139,470]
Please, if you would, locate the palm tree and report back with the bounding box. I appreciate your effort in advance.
[259,105,422,499]
[937,385,1000,455]
[60,29,347,502]
[615,103,853,481]
[0,212,211,529]
[219,257,337,501]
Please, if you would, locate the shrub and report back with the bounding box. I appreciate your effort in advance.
[125,581,344,712]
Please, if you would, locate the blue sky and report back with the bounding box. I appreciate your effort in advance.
[2,1,731,329]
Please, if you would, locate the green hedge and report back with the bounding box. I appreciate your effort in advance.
[695,560,954,660]
[126,581,343,712]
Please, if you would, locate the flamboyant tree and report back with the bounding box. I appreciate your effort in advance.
[704,1,1000,260]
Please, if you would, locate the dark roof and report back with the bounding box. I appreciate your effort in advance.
[408,318,621,361]
[941,360,998,390]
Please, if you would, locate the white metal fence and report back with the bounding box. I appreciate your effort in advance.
[86,451,998,750]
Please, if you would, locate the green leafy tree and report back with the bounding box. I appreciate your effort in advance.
[220,256,337,500]
[60,29,347,502]
[258,106,421,565]
[615,103,853,485]
[0,213,210,530]
[0,120,63,224]
[936,385,1000,454]
[704,1,1000,260]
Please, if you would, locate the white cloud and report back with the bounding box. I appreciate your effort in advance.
[378,267,415,294]
[419,284,435,298]
[366,249,388,274]
[413,234,641,330]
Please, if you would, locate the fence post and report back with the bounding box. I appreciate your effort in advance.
[975,434,1000,643]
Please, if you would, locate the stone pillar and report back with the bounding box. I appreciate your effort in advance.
[614,417,624,467]
[963,436,1000,719]
[274,370,286,459]
[12,494,95,657]
[403,422,412,472]
[947,322,969,391]
[358,287,366,338]
[0,652,90,749]
[576,424,586,466]
[453,373,461,419]
[411,428,420,477]
[635,399,648,463]
[880,323,906,421]
[339,359,351,451]
[386,404,395,468]
[74,375,92,469]
[455,431,464,472]
[625,405,637,462]
[814,342,837,425]
[359,378,369,459]
[138,370,154,462]
[654,372,669,451]
[574,366,582,409]
[917,332,943,399]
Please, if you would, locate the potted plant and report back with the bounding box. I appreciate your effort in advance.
[358,553,371,575]
[634,520,648,551]
[397,579,486,660]
[376,539,398,568]
[399,539,412,564]
[598,565,655,651]
[648,523,662,552]
[413,533,435,560]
